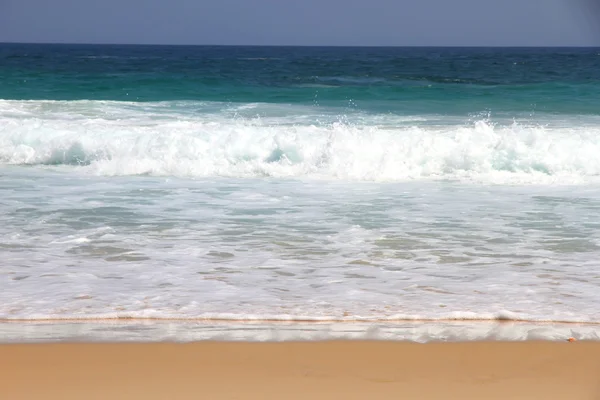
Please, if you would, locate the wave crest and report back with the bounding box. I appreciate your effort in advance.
[2,100,599,184]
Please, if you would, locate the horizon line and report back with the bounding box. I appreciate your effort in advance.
[1,41,599,48]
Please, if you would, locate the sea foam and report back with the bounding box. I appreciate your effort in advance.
[2,100,600,184]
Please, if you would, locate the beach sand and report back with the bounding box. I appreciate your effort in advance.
[3,341,600,399]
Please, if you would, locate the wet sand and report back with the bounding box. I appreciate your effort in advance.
[3,341,600,399]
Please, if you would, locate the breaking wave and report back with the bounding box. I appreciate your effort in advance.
[2,100,600,184]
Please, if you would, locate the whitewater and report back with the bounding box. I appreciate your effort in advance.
[3,99,600,184]
[2,98,600,343]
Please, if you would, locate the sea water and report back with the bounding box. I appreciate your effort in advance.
[2,44,600,341]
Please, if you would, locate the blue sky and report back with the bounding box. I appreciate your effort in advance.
[1,0,598,46]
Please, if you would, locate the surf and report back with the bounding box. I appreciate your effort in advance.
[1,100,600,184]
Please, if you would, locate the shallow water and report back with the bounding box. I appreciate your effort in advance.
[3,168,600,325]
[0,321,597,343]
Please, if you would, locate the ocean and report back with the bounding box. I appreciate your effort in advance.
[2,43,600,342]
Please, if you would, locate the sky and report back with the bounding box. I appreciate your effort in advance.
[0,0,599,46]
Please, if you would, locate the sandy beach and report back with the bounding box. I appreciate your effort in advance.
[3,341,600,399]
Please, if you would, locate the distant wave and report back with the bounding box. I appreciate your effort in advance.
[314,76,387,85]
[2,100,600,184]
[313,75,495,86]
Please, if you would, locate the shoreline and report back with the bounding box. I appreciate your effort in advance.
[1,319,598,343]
[4,341,600,399]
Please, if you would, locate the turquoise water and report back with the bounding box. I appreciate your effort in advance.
[2,44,600,115]
[2,44,600,341]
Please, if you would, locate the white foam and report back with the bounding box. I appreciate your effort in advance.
[1,311,596,324]
[0,321,598,343]
[3,100,600,334]
[2,99,600,184]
